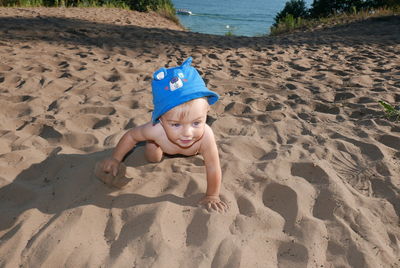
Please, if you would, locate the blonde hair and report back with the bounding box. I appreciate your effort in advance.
[164,97,208,121]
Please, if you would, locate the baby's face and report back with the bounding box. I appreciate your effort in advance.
[160,98,209,148]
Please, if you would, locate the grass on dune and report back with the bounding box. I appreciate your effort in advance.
[379,101,400,121]
[0,0,179,24]
[270,6,400,36]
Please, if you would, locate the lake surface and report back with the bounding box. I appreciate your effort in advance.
[172,0,313,36]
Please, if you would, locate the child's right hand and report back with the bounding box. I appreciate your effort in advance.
[198,195,228,213]
[102,157,121,177]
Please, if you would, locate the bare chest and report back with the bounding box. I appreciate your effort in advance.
[155,134,201,156]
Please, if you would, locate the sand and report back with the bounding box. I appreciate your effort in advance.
[0,7,399,268]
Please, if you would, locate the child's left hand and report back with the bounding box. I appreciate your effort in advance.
[199,195,228,212]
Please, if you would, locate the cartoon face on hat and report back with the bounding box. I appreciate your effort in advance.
[169,76,183,91]
[151,57,219,124]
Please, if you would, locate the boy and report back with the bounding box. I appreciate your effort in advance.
[99,57,227,212]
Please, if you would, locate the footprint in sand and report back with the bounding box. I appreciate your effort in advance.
[66,114,102,130]
[128,100,140,109]
[47,100,58,111]
[326,240,367,268]
[376,134,400,151]
[357,96,375,104]
[0,64,13,72]
[391,125,400,133]
[263,183,298,233]
[236,195,256,217]
[58,61,70,69]
[92,117,111,129]
[290,162,329,185]
[334,92,356,102]
[314,102,340,115]
[220,137,267,160]
[287,94,307,106]
[185,210,210,247]
[103,133,120,147]
[288,61,311,72]
[331,132,384,161]
[108,211,156,259]
[80,106,116,115]
[183,179,201,198]
[39,125,63,142]
[3,95,33,103]
[211,238,241,268]
[123,118,136,130]
[277,241,309,268]
[223,102,252,115]
[104,211,122,245]
[64,132,99,151]
[104,71,123,82]
[259,150,278,161]
[312,188,337,220]
[266,101,284,111]
[285,83,297,90]
[59,72,72,79]
[158,206,188,250]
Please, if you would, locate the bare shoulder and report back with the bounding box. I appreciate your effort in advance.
[199,124,218,152]
[203,124,216,141]
[128,121,164,141]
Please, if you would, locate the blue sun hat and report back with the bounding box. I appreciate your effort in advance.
[151,57,219,123]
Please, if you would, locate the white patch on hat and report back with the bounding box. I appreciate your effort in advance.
[169,76,183,91]
[156,71,165,80]
[178,72,184,78]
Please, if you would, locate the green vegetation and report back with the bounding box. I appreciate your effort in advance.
[271,0,400,35]
[2,0,133,8]
[379,101,400,121]
[273,0,309,27]
[0,0,178,23]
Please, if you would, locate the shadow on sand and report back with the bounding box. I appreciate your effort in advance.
[0,145,200,232]
[0,15,399,51]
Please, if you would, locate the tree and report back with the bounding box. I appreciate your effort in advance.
[273,0,309,26]
[308,0,397,18]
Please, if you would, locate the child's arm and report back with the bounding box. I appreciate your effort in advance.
[102,123,152,176]
[198,126,228,212]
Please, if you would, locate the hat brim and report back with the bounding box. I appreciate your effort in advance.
[152,89,219,124]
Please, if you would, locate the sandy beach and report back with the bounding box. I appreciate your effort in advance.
[0,7,399,267]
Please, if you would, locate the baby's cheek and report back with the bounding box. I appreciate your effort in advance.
[197,127,206,137]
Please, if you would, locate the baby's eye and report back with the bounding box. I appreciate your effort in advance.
[171,123,181,127]
[193,121,202,127]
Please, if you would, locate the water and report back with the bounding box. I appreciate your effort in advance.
[172,0,313,37]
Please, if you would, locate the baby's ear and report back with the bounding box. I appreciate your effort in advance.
[181,57,193,68]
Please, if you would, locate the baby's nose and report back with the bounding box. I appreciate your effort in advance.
[182,125,193,136]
